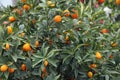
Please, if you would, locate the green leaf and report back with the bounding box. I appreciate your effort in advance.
[32,59,43,68]
[11,54,18,62]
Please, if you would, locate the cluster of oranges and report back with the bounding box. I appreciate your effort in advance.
[41,60,49,79]
[0,65,15,73]
[53,9,78,23]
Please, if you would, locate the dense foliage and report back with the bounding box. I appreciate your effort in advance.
[0,0,120,80]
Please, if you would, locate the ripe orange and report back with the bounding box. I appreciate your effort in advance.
[35,40,39,48]
[116,0,120,5]
[22,43,31,52]
[8,68,15,73]
[100,28,109,34]
[96,51,102,59]
[44,60,49,67]
[23,4,30,11]
[9,16,16,22]
[21,0,26,3]
[90,64,97,68]
[98,0,104,4]
[0,65,8,72]
[54,15,62,23]
[71,13,78,19]
[21,64,26,71]
[87,71,93,78]
[7,26,13,34]
[63,9,70,17]
[5,43,10,50]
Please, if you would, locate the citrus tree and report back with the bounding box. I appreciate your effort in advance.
[0,0,120,80]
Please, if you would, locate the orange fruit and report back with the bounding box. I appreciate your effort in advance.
[63,9,70,17]
[44,60,49,67]
[96,51,102,59]
[71,13,78,19]
[100,28,109,34]
[17,9,22,16]
[54,15,62,23]
[22,43,31,52]
[21,64,26,71]
[111,42,117,47]
[42,67,47,73]
[9,16,16,22]
[21,0,26,3]
[23,4,30,11]
[8,68,15,73]
[65,36,69,41]
[20,32,25,37]
[109,54,113,59]
[47,1,55,7]
[66,40,70,44]
[35,40,39,48]
[98,0,104,4]
[7,26,13,34]
[0,65,8,72]
[90,64,97,68]
[5,43,10,50]
[87,71,93,78]
[116,0,120,5]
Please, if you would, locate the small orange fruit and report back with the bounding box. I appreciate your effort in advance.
[71,13,78,19]
[98,0,104,4]
[90,64,97,68]
[87,71,93,78]
[100,28,109,34]
[35,40,39,48]
[96,51,102,59]
[8,68,15,73]
[63,9,70,17]
[54,15,62,23]
[21,64,26,71]
[9,16,16,22]
[66,40,70,44]
[17,9,22,16]
[44,60,49,67]
[22,43,31,52]
[65,36,69,41]
[23,4,30,11]
[47,1,55,7]
[109,54,113,59]
[116,0,120,5]
[21,0,26,3]
[5,43,10,50]
[0,65,8,72]
[7,26,13,34]
[20,32,25,37]
[42,67,47,73]
[111,42,118,47]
